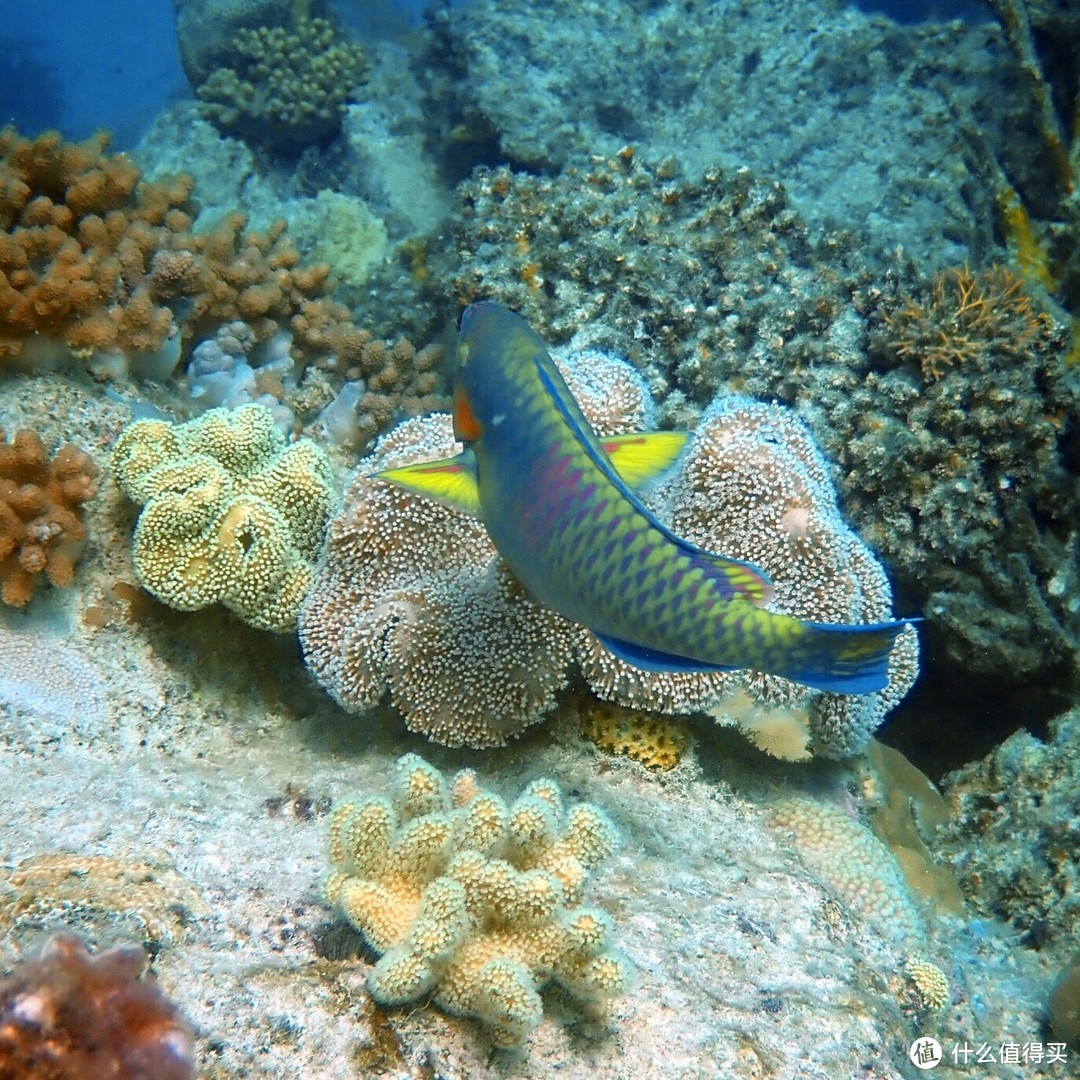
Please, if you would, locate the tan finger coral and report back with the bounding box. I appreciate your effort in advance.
[111,404,334,631]
[325,754,629,1048]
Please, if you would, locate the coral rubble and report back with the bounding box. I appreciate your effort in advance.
[0,932,194,1080]
[325,754,629,1047]
[858,264,1079,688]
[0,428,98,608]
[936,706,1079,948]
[111,404,335,632]
[0,853,208,949]
[423,0,989,261]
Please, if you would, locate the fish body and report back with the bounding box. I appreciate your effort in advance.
[381,301,911,695]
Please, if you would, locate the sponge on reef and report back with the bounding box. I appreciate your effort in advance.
[325,754,630,1047]
[111,404,335,631]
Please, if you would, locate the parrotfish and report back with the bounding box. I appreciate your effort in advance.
[376,301,912,694]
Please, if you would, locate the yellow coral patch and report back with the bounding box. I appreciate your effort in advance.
[907,956,950,1010]
[581,696,691,770]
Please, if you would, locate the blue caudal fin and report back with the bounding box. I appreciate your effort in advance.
[783,619,916,695]
[595,619,917,695]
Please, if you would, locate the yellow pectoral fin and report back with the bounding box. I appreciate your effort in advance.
[373,453,481,517]
[600,431,690,489]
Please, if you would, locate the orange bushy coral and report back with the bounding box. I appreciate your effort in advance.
[0,126,195,364]
[0,428,98,607]
[883,264,1048,382]
[0,124,375,375]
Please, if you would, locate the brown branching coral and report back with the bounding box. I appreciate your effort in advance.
[0,126,194,368]
[0,933,194,1080]
[310,328,446,448]
[884,264,1048,381]
[0,428,98,608]
[0,124,381,378]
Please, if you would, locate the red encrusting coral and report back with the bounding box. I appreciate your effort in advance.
[0,932,194,1080]
[0,429,99,608]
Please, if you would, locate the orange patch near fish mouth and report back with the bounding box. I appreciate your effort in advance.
[453,382,483,442]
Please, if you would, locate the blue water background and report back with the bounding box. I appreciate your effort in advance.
[0,0,430,147]
[2,0,989,148]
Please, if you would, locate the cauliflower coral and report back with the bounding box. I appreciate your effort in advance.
[111,404,335,631]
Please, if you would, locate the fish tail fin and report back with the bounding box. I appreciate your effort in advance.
[784,618,915,695]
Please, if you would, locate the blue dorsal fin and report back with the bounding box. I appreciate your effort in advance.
[373,452,481,517]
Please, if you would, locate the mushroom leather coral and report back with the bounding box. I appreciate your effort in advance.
[0,428,98,608]
[0,932,194,1080]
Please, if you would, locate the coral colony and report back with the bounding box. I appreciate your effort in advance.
[0,0,1078,1072]
[326,755,628,1047]
[0,429,98,607]
[0,934,194,1080]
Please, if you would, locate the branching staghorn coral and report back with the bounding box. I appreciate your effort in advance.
[325,754,629,1047]
[0,428,99,608]
[301,348,917,755]
[111,404,335,631]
